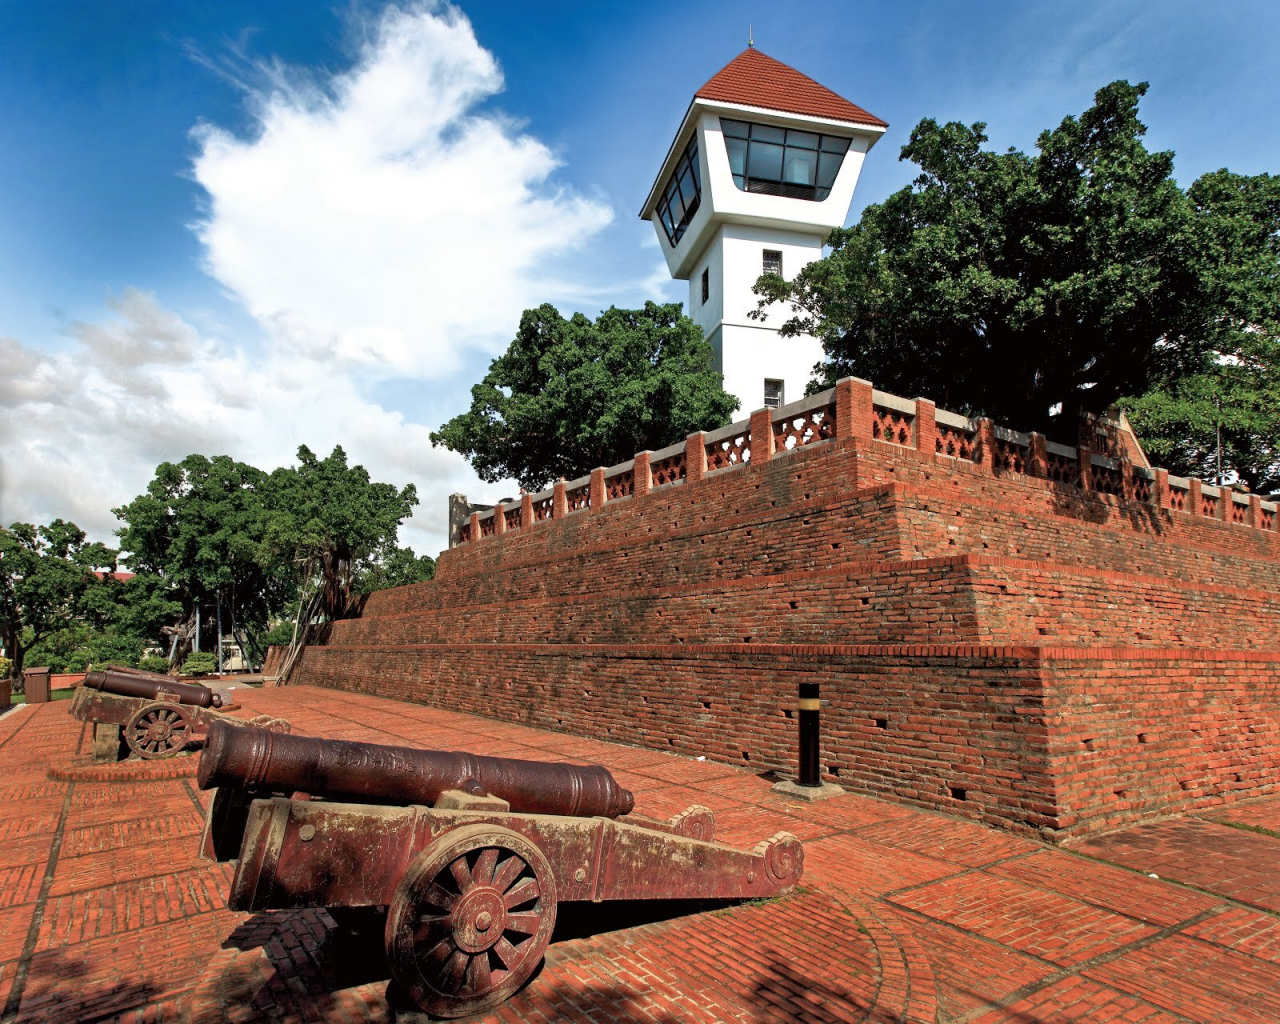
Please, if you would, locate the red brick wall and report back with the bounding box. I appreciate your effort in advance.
[1039,650,1280,835]
[294,414,1280,839]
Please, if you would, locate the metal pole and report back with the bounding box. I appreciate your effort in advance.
[216,591,224,674]
[798,682,820,787]
[194,605,200,654]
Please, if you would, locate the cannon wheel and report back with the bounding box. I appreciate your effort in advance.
[385,824,557,1019]
[124,701,193,759]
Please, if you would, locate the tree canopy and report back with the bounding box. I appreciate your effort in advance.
[753,81,1278,447]
[0,519,116,676]
[263,445,421,620]
[2,446,432,679]
[431,301,739,491]
[1125,170,1280,489]
[113,454,289,664]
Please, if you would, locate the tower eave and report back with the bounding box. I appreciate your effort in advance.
[639,98,886,222]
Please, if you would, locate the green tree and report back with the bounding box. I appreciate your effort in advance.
[0,520,116,678]
[754,81,1221,433]
[355,546,436,595]
[261,445,421,679]
[23,623,145,674]
[431,302,739,491]
[113,455,289,666]
[1125,171,1280,489]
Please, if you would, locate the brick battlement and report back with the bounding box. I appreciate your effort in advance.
[295,377,1280,840]
[446,378,1278,555]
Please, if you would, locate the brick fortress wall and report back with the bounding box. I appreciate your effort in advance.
[293,378,1280,840]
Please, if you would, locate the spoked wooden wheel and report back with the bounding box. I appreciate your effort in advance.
[386,824,557,1019]
[124,702,193,759]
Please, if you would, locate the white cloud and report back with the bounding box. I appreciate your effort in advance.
[0,289,498,555]
[190,1,613,378]
[1,2,626,555]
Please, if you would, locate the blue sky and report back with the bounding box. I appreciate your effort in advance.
[3,0,1278,555]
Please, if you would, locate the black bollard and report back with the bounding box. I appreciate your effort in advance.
[798,681,820,787]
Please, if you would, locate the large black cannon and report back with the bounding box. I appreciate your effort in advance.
[84,668,224,708]
[198,721,802,1019]
[70,668,288,761]
[198,718,634,818]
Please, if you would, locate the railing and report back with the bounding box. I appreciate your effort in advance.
[461,377,1280,545]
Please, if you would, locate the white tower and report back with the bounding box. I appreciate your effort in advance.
[640,48,886,412]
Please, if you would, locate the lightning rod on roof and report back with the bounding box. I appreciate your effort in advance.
[748,25,754,47]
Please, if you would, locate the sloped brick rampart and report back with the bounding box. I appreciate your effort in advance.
[294,380,1280,838]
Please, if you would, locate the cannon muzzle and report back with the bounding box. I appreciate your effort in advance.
[83,669,222,708]
[198,720,634,819]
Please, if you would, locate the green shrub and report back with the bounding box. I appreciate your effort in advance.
[180,651,219,677]
[138,655,171,674]
[0,656,11,680]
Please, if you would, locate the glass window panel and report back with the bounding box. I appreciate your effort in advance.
[725,136,747,177]
[666,186,685,223]
[817,151,844,190]
[720,119,749,139]
[688,148,701,188]
[679,169,697,207]
[747,141,784,182]
[820,135,851,154]
[751,123,785,144]
[786,130,819,150]
[783,149,816,185]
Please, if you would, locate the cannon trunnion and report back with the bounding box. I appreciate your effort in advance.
[198,721,803,1020]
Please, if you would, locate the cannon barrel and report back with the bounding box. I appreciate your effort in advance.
[198,719,634,819]
[83,669,222,709]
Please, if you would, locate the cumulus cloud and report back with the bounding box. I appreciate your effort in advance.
[0,289,489,555]
[190,1,613,377]
[2,3,622,555]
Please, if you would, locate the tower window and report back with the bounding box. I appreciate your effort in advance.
[763,250,783,276]
[721,118,850,202]
[764,379,784,409]
[701,268,709,304]
[655,137,702,246]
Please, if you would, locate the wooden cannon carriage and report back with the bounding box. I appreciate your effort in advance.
[70,668,289,761]
[197,720,804,1019]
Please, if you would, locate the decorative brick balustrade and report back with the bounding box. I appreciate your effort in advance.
[458,377,1279,547]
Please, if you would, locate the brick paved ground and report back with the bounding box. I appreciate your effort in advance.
[1,687,1278,1023]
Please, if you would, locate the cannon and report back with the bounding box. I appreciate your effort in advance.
[198,722,803,1020]
[70,669,290,761]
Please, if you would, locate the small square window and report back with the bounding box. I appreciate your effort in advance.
[701,268,709,304]
[763,250,783,276]
[764,379,784,409]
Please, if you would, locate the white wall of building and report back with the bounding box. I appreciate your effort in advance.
[643,96,883,416]
[686,224,827,411]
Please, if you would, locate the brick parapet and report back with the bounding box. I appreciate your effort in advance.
[749,408,774,465]
[914,398,937,456]
[589,467,606,512]
[451,376,1280,556]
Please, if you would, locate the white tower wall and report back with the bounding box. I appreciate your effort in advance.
[686,224,827,411]
[641,66,885,416]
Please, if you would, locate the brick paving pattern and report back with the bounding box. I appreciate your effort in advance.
[0,688,1278,1022]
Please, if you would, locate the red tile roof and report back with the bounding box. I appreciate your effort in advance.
[695,48,886,129]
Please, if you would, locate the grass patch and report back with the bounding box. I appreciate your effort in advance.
[1216,819,1280,840]
[8,688,77,705]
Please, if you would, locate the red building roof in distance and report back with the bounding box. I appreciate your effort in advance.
[695,48,887,129]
